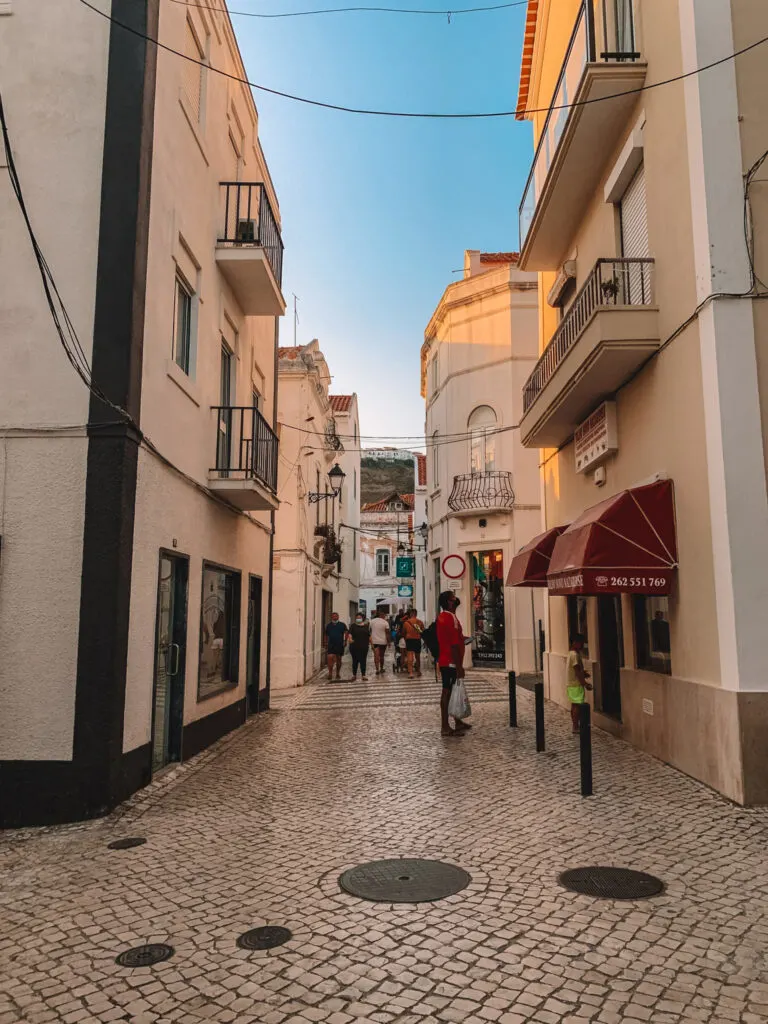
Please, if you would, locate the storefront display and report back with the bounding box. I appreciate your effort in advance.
[469,550,505,666]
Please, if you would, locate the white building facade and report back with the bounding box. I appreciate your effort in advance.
[0,0,284,825]
[422,251,543,672]
[358,493,416,620]
[271,344,360,689]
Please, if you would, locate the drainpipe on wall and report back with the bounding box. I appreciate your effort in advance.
[264,316,280,710]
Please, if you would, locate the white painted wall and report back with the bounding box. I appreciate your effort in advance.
[123,0,281,748]
[423,257,544,672]
[333,398,362,622]
[0,0,110,758]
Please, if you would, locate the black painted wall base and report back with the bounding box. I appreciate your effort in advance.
[182,698,247,761]
[0,744,152,829]
[1,698,248,829]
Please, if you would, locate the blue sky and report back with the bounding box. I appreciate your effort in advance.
[236,2,533,441]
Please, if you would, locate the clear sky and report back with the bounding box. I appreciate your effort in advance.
[235,2,533,442]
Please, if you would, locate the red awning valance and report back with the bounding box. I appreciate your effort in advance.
[507,525,568,587]
[547,479,678,596]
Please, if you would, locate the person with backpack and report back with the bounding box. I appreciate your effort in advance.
[403,608,425,678]
[436,590,470,737]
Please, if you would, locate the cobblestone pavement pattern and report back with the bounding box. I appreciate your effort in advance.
[3,654,768,1024]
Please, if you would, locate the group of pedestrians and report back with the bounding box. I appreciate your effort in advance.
[323,607,425,681]
[323,592,472,737]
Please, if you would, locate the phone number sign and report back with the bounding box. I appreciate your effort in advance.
[548,568,674,596]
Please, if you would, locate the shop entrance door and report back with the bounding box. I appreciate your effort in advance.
[151,553,188,773]
[246,575,263,715]
[597,595,623,720]
[469,550,506,668]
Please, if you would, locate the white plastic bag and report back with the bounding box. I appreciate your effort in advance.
[448,678,471,720]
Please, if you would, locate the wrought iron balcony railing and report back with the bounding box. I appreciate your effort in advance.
[523,257,654,413]
[218,182,284,286]
[448,472,516,513]
[211,405,278,492]
[518,0,640,248]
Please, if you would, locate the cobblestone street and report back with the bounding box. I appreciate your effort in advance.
[3,663,768,1024]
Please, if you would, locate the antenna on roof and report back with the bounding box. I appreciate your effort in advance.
[292,293,300,347]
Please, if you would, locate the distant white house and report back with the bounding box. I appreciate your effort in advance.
[358,491,416,619]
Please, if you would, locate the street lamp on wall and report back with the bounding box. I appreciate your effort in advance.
[308,463,346,504]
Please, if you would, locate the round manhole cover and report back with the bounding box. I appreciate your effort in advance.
[236,926,292,950]
[339,858,471,903]
[559,867,664,900]
[115,943,174,968]
[108,837,146,850]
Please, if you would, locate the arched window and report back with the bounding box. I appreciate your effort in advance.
[468,406,496,473]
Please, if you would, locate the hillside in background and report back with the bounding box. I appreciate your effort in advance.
[360,456,414,505]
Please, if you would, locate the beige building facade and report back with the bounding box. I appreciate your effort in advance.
[271,343,360,689]
[0,0,284,825]
[515,0,768,802]
[422,252,544,673]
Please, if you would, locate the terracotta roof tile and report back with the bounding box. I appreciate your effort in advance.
[479,252,520,265]
[415,453,427,486]
[361,492,415,513]
[329,394,353,413]
[277,346,302,359]
[516,0,540,120]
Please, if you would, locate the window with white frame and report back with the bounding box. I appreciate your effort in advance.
[468,405,497,473]
[376,549,390,576]
[182,18,206,123]
[431,347,439,393]
[173,276,194,375]
[431,431,439,486]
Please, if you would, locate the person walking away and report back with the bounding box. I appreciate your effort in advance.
[325,612,347,681]
[566,633,592,733]
[347,613,371,681]
[370,609,390,675]
[403,608,425,678]
[436,591,470,736]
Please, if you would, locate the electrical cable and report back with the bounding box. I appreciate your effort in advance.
[0,88,273,536]
[163,0,529,18]
[78,0,768,120]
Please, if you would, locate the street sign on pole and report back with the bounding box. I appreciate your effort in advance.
[396,557,415,578]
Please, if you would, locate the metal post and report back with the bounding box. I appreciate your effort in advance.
[579,702,593,797]
[534,680,545,752]
[508,671,517,728]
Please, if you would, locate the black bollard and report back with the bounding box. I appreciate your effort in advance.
[534,680,545,752]
[579,702,593,797]
[508,671,517,728]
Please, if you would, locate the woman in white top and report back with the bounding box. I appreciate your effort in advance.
[369,609,391,675]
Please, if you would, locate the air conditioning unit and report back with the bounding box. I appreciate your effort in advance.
[235,219,256,244]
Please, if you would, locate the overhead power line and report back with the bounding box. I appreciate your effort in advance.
[164,0,528,18]
[79,0,768,120]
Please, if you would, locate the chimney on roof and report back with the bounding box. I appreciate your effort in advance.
[464,250,483,280]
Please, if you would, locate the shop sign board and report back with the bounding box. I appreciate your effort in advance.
[547,568,675,596]
[396,557,415,578]
[398,584,414,597]
[575,401,618,474]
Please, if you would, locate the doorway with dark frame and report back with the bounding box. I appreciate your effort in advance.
[246,575,264,714]
[151,552,189,774]
[597,595,624,720]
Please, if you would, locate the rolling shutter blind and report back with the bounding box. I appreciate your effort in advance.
[621,165,649,259]
[183,20,204,121]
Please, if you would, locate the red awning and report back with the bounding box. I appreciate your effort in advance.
[506,525,568,587]
[547,479,678,596]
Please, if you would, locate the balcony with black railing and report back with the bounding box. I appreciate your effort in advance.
[448,472,516,515]
[215,182,286,316]
[518,0,647,270]
[209,405,279,511]
[519,257,659,449]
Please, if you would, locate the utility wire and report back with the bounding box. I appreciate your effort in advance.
[79,0,768,120]
[164,0,528,17]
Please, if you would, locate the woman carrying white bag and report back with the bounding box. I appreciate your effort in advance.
[436,591,472,737]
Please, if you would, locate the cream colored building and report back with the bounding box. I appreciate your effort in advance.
[271,343,360,689]
[514,0,768,802]
[0,0,284,825]
[422,251,544,673]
